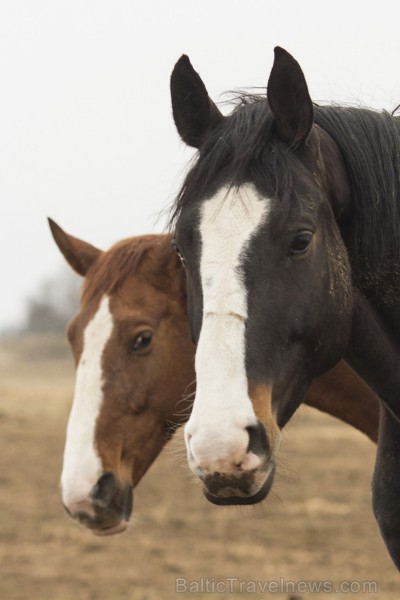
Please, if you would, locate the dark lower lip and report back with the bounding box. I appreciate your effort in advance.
[203,468,275,506]
[91,520,129,536]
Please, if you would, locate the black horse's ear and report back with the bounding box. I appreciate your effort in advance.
[48,218,102,276]
[267,47,314,148]
[170,55,224,149]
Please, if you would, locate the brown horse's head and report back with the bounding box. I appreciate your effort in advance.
[49,220,194,535]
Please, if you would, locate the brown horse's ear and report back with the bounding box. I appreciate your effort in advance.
[170,54,224,149]
[267,47,314,148]
[48,218,102,276]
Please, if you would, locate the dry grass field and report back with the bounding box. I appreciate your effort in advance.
[0,335,398,599]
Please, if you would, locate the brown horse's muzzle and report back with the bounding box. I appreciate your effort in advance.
[63,472,133,536]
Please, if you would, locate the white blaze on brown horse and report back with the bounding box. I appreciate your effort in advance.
[50,220,193,535]
[49,219,378,535]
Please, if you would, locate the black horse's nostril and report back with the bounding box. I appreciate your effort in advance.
[246,421,269,457]
[91,471,118,508]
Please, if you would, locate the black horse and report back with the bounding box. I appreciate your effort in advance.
[169,47,400,569]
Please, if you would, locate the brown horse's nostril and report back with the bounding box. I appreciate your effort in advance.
[91,471,118,508]
[90,472,133,523]
[246,421,269,457]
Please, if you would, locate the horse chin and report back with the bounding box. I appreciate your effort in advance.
[203,466,275,506]
[91,520,130,536]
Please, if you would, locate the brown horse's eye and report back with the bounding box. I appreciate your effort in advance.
[130,331,153,353]
[290,231,313,255]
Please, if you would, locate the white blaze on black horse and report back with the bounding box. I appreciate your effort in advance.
[170,48,400,567]
[186,184,279,500]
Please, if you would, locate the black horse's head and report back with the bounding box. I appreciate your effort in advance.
[170,47,354,505]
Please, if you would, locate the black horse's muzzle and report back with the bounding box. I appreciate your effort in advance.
[202,464,276,506]
[198,422,275,505]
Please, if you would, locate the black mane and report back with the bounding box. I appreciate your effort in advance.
[314,104,400,266]
[170,95,400,269]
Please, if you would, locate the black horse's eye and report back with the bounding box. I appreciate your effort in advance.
[289,231,313,255]
[130,331,153,352]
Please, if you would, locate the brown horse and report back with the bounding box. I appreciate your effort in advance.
[49,219,379,536]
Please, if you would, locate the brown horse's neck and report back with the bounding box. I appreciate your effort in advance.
[305,361,379,443]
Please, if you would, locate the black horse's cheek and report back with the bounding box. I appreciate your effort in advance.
[275,382,311,429]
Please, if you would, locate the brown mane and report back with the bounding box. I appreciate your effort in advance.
[82,234,177,303]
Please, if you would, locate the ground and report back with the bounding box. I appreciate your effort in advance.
[0,335,398,599]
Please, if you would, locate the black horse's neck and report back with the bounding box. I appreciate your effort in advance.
[315,106,400,332]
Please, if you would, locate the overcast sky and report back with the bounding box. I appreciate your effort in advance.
[2,0,400,331]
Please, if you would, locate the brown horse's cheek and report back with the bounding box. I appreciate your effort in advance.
[120,414,167,487]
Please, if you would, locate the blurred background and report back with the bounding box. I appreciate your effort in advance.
[2,0,400,335]
[1,1,400,598]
